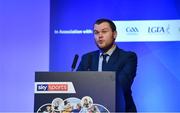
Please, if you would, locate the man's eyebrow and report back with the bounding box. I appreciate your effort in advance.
[101,28,109,30]
[94,28,109,31]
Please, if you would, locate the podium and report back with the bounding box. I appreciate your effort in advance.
[34,71,125,112]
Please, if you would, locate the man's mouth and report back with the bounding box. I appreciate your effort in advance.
[98,40,104,44]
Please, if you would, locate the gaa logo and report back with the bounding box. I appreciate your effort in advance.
[126,27,139,33]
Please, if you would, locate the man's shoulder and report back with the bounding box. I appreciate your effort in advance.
[82,50,99,57]
[116,47,137,57]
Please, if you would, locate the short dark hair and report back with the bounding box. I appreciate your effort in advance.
[94,18,116,32]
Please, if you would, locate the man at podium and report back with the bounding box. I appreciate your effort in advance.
[77,18,137,112]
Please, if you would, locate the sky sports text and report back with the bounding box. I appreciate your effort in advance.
[37,84,68,91]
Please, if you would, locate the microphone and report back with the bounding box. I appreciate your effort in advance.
[71,54,79,71]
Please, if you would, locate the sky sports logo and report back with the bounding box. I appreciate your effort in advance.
[35,82,76,94]
[37,84,68,91]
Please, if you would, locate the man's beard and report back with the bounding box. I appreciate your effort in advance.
[96,43,114,53]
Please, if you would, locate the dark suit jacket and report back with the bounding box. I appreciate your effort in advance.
[77,46,137,112]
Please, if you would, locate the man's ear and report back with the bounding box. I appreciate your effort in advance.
[113,31,117,40]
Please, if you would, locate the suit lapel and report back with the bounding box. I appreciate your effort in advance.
[91,50,99,71]
[106,47,121,70]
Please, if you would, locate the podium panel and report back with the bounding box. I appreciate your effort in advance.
[34,71,119,112]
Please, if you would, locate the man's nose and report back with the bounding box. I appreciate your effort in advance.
[98,32,103,38]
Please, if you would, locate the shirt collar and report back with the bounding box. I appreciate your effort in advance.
[99,44,116,57]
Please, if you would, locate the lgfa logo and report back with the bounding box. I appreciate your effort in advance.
[148,25,170,34]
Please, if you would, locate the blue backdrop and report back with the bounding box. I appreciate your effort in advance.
[0,0,49,112]
[50,0,180,111]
